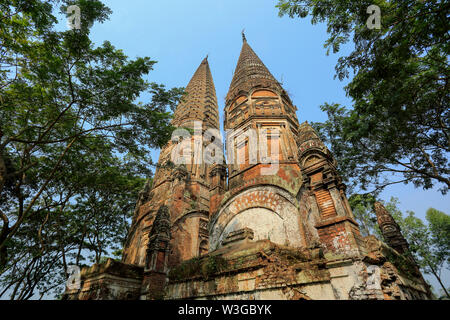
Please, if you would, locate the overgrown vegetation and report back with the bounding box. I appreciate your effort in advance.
[168,255,228,282]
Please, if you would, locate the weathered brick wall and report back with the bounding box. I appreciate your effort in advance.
[164,237,432,300]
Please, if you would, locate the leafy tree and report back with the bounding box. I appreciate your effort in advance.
[423,208,450,297]
[277,0,449,195]
[0,134,150,299]
[427,208,450,267]
[0,0,183,299]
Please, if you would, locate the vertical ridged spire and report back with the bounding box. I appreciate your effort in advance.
[226,37,282,102]
[374,202,411,255]
[297,122,325,148]
[297,121,336,167]
[172,56,220,129]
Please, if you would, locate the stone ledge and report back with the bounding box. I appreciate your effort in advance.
[222,228,254,246]
[315,216,359,229]
[81,258,144,281]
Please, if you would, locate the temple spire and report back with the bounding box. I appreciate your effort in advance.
[172,57,219,130]
[242,29,246,42]
[226,37,282,101]
[373,202,411,255]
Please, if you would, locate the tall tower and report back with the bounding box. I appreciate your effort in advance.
[209,35,364,257]
[209,35,305,250]
[121,57,220,298]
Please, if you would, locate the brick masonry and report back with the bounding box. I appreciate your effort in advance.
[64,37,433,300]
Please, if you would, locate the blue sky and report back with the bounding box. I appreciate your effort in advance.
[58,0,448,293]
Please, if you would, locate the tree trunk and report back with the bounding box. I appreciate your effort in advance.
[428,262,449,298]
[0,212,8,269]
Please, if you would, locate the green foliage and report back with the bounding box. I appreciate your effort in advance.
[168,256,228,282]
[278,0,449,195]
[201,255,228,280]
[426,208,450,267]
[0,0,184,299]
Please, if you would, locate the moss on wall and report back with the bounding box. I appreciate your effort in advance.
[168,255,229,282]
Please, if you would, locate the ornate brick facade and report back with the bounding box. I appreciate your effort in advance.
[64,36,433,300]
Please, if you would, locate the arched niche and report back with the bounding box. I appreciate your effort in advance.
[170,211,209,264]
[209,186,305,250]
[220,207,287,245]
[302,154,324,168]
[251,89,277,97]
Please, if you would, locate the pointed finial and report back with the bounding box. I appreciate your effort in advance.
[242,29,246,42]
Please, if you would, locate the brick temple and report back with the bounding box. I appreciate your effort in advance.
[65,35,433,300]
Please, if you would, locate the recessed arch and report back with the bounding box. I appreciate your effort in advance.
[251,89,277,97]
[198,239,209,256]
[302,154,324,168]
[229,95,248,112]
[219,207,287,246]
[209,186,305,250]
